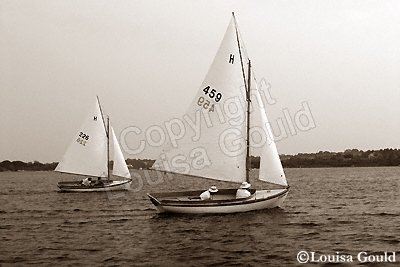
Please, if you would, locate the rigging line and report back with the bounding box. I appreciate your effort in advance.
[232,12,249,98]
[96,95,109,137]
[232,12,251,183]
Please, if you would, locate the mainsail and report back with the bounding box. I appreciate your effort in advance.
[111,127,131,179]
[55,99,108,177]
[153,17,247,183]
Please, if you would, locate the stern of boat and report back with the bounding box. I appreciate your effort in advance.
[147,193,161,206]
[147,193,168,213]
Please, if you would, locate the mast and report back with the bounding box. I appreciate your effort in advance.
[106,116,110,180]
[232,12,251,183]
[97,96,110,180]
[246,60,251,183]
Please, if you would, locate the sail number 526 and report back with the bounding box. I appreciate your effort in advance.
[76,131,89,146]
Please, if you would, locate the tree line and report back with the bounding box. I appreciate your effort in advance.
[0,160,58,172]
[1,149,399,172]
[279,148,400,168]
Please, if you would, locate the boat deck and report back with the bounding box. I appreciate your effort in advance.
[58,181,111,188]
[57,179,131,190]
[152,188,253,200]
[147,188,289,206]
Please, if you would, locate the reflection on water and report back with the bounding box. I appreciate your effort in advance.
[0,167,399,266]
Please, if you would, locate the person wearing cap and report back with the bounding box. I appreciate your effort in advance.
[236,181,251,198]
[200,186,218,200]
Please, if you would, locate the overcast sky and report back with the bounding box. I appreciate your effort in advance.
[1,0,400,162]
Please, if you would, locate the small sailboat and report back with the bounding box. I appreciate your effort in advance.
[56,97,132,192]
[147,13,289,214]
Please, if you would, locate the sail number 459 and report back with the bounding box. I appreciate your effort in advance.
[203,86,222,102]
[197,86,222,112]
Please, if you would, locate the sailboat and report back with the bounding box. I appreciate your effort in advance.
[56,97,132,192]
[147,13,289,214]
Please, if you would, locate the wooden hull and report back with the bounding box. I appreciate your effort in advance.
[58,179,132,192]
[147,188,289,214]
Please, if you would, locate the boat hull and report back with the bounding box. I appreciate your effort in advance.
[58,179,132,192]
[147,188,289,214]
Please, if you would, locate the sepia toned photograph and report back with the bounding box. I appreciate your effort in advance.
[1,1,399,266]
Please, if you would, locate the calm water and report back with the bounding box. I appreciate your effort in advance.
[0,167,399,266]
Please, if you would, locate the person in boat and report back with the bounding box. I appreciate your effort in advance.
[81,177,91,186]
[93,177,103,186]
[236,181,251,199]
[200,186,218,200]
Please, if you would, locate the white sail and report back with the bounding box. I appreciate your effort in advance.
[235,17,287,187]
[56,98,108,177]
[152,18,248,183]
[111,127,131,179]
[250,81,288,186]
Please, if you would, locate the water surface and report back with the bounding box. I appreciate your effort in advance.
[0,167,399,266]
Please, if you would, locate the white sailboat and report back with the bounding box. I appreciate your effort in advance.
[56,97,132,192]
[147,13,289,214]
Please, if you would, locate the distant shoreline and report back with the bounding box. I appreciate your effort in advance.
[1,149,399,172]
